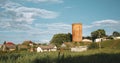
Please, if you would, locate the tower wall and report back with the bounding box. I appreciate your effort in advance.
[72,23,82,42]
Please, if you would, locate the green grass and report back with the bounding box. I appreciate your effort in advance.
[0,49,120,63]
[0,39,120,63]
[101,39,120,49]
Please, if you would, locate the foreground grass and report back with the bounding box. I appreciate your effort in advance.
[0,49,120,63]
[0,39,120,63]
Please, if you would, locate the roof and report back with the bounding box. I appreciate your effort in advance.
[6,45,16,49]
[62,42,74,47]
[4,42,15,49]
[6,42,14,45]
[39,45,56,49]
[82,39,92,42]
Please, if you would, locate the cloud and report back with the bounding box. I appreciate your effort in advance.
[1,1,58,19]
[33,23,71,35]
[0,22,71,37]
[92,19,119,27]
[93,20,118,24]
[64,6,72,9]
[83,19,120,36]
[0,0,63,43]
[26,0,63,3]
[83,19,120,29]
[0,1,58,31]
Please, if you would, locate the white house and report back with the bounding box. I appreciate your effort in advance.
[113,37,120,40]
[82,39,92,42]
[61,43,67,48]
[71,46,88,52]
[37,45,57,52]
[95,38,102,42]
[37,47,43,52]
[50,46,57,51]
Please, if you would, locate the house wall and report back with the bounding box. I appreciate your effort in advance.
[71,46,87,52]
[0,45,2,48]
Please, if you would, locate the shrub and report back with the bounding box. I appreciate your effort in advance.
[88,43,99,49]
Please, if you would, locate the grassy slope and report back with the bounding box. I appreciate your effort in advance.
[101,39,120,49]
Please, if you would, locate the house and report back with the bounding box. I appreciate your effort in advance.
[113,37,120,40]
[37,47,43,52]
[37,45,57,52]
[0,44,2,48]
[0,44,2,51]
[82,39,92,42]
[5,42,16,51]
[61,43,67,48]
[61,42,74,48]
[17,44,29,51]
[95,37,107,42]
[95,38,102,42]
[71,46,88,52]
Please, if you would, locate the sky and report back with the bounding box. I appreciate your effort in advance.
[0,0,120,44]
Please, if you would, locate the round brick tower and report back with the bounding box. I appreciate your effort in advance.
[72,23,82,42]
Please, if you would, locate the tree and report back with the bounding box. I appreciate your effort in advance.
[113,31,120,37]
[22,40,36,46]
[91,29,106,42]
[83,36,92,40]
[50,33,72,47]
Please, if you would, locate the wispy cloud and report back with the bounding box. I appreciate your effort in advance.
[1,1,58,19]
[34,23,71,35]
[64,6,72,9]
[83,19,120,29]
[0,1,59,31]
[83,19,120,36]
[26,0,63,3]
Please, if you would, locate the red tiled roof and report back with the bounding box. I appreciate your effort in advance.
[6,42,14,45]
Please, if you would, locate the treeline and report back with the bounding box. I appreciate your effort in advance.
[50,29,120,46]
[50,33,72,47]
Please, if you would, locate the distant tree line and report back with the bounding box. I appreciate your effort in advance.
[112,31,120,37]
[91,29,106,42]
[50,29,120,46]
[50,33,72,47]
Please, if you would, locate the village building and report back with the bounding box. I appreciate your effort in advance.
[37,45,57,52]
[0,44,2,48]
[0,44,2,51]
[82,39,92,42]
[2,42,16,51]
[17,44,29,51]
[113,36,120,40]
[71,46,87,52]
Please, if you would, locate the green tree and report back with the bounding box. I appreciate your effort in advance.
[22,40,32,46]
[83,36,92,40]
[113,31,120,37]
[50,33,72,47]
[91,29,106,42]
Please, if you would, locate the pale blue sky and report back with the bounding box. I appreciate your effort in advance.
[0,0,120,44]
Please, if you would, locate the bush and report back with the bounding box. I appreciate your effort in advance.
[88,43,99,49]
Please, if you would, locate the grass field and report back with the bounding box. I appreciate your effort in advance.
[0,39,120,63]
